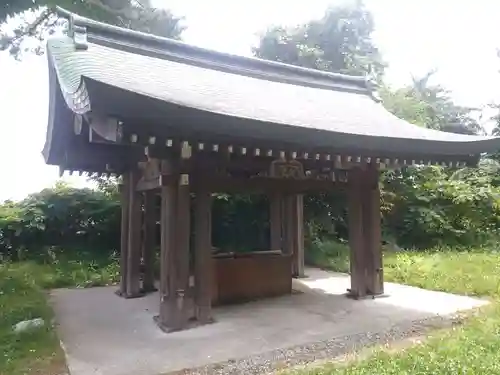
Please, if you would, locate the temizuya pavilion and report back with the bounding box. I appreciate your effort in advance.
[43,10,500,333]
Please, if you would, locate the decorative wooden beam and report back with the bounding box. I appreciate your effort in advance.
[196,175,344,194]
[144,145,176,160]
[137,158,161,191]
[60,165,124,176]
[136,157,177,191]
[93,126,479,171]
[85,113,122,143]
[88,128,110,144]
[134,160,350,192]
[115,126,479,169]
[62,141,143,173]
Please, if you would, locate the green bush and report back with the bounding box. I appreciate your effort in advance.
[305,239,350,272]
[382,165,500,248]
[0,182,120,260]
[2,161,500,260]
[212,194,270,252]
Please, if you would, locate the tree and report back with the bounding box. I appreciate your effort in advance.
[0,182,121,258]
[381,71,484,135]
[254,6,481,137]
[253,2,500,250]
[379,85,431,128]
[492,114,500,136]
[253,0,385,81]
[488,49,500,137]
[0,0,185,57]
[253,1,386,242]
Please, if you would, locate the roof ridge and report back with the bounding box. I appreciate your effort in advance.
[54,6,373,95]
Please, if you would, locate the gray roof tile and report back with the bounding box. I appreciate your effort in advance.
[45,9,500,160]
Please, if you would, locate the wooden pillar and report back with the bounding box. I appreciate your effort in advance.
[117,174,130,296]
[282,194,295,257]
[363,165,384,296]
[291,194,305,278]
[158,179,177,330]
[194,188,213,324]
[142,190,157,293]
[125,169,142,298]
[269,192,283,251]
[347,166,384,299]
[174,174,191,329]
[347,167,367,299]
[156,154,192,332]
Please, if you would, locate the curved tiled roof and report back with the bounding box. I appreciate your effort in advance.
[45,8,500,164]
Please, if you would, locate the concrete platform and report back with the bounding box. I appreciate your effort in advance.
[50,268,488,375]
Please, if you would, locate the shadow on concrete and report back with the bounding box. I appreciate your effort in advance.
[50,267,488,375]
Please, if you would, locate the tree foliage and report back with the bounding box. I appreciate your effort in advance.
[0,0,498,258]
[253,0,385,81]
[0,0,185,57]
[252,0,499,250]
[381,71,483,135]
[382,166,500,248]
[0,182,121,258]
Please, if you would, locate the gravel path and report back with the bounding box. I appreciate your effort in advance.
[166,313,465,375]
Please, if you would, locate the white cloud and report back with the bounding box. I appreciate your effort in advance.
[0,53,89,201]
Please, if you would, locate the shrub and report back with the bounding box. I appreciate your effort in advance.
[2,161,500,260]
[382,166,500,248]
[0,182,120,259]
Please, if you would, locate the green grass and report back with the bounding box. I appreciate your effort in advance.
[288,244,500,374]
[384,248,500,297]
[0,248,119,375]
[3,244,500,374]
[289,306,500,374]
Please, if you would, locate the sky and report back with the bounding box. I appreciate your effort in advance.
[1,0,500,201]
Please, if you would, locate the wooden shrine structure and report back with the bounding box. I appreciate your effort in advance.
[43,9,500,333]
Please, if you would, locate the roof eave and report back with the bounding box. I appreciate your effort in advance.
[53,6,373,95]
[80,79,497,163]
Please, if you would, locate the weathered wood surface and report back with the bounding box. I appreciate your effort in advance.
[158,179,178,330]
[142,190,156,293]
[118,176,130,296]
[194,188,214,324]
[213,253,292,305]
[269,192,283,251]
[347,167,367,299]
[291,194,305,278]
[125,169,142,298]
[363,165,384,295]
[347,166,384,298]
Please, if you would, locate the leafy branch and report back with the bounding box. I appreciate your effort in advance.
[0,0,185,59]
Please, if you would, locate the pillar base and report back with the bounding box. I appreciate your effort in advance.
[115,289,145,299]
[193,315,216,326]
[345,288,388,300]
[153,315,215,333]
[141,285,158,294]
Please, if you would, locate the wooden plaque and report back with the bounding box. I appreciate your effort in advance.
[269,159,305,179]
